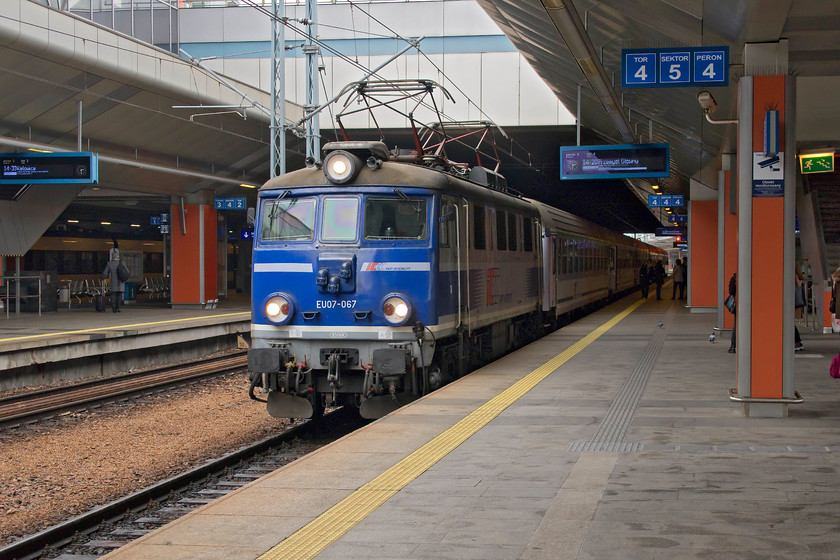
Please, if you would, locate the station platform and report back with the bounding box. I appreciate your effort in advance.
[100,291,840,560]
[0,295,250,390]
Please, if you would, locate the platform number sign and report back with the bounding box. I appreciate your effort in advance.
[622,47,729,88]
[693,50,727,84]
[659,52,690,85]
[625,52,657,86]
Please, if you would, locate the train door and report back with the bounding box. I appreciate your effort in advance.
[542,230,556,314]
[609,245,617,295]
[439,195,468,330]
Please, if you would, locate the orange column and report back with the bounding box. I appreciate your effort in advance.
[749,75,786,399]
[170,204,218,307]
[689,200,717,306]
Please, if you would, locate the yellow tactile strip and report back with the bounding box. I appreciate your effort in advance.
[0,312,250,344]
[258,298,644,560]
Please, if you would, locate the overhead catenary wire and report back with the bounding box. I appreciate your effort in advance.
[239,0,537,171]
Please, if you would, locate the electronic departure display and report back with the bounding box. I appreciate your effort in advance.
[0,152,99,184]
[560,143,670,180]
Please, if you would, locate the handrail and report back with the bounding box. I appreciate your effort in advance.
[728,388,804,405]
[0,275,43,319]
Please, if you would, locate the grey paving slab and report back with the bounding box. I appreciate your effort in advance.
[104,296,840,560]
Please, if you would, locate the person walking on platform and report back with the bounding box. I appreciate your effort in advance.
[639,259,652,299]
[653,259,666,300]
[728,272,737,353]
[103,248,128,313]
[672,258,687,300]
[794,265,806,352]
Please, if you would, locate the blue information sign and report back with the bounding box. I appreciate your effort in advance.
[160,213,170,223]
[693,49,727,84]
[672,195,685,207]
[150,216,161,226]
[624,52,657,86]
[160,224,170,234]
[561,143,670,180]
[622,47,729,88]
[668,214,688,224]
[648,194,661,207]
[0,152,99,184]
[660,195,673,206]
[659,51,690,85]
[214,197,247,210]
[240,229,254,240]
[656,227,684,237]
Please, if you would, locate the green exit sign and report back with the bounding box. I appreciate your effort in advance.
[799,153,834,174]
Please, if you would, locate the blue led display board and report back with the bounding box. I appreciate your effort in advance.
[214,197,247,210]
[0,152,98,184]
[561,143,670,180]
[622,47,729,88]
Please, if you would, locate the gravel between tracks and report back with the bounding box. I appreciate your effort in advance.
[0,373,288,547]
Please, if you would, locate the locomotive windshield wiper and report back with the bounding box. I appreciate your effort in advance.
[267,190,291,222]
[394,188,421,215]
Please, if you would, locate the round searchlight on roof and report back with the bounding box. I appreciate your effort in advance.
[323,150,362,184]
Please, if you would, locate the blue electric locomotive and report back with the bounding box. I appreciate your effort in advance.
[248,140,663,419]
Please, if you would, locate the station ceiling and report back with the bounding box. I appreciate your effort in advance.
[475,0,840,201]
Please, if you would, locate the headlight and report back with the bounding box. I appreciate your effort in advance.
[382,294,412,326]
[264,293,294,324]
[323,150,361,184]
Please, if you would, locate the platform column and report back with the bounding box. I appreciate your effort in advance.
[735,41,797,417]
[717,161,738,333]
[170,195,218,309]
[687,178,718,311]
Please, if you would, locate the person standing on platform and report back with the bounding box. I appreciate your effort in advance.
[728,272,737,353]
[672,258,687,300]
[639,259,651,299]
[103,248,128,313]
[653,259,666,300]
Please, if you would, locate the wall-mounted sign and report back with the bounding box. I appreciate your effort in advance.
[561,143,670,180]
[753,151,784,197]
[799,153,834,174]
[622,47,729,88]
[214,197,246,210]
[160,224,170,234]
[656,227,684,237]
[240,229,254,240]
[668,214,687,223]
[0,152,99,184]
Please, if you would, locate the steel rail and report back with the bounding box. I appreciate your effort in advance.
[0,409,360,560]
[0,353,247,426]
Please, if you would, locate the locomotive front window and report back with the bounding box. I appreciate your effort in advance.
[364,197,428,240]
[261,197,315,241]
[322,197,359,241]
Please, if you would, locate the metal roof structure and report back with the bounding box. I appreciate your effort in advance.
[475,0,840,201]
[0,1,304,202]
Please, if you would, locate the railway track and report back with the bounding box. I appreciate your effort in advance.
[1,406,366,560]
[0,352,247,426]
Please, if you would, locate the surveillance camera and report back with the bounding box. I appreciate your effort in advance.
[697,91,717,114]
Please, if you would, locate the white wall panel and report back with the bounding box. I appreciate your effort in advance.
[479,52,519,126]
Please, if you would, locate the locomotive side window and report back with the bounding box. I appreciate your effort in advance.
[261,197,316,241]
[473,205,486,250]
[322,197,360,241]
[496,210,507,251]
[363,197,428,240]
[508,214,517,251]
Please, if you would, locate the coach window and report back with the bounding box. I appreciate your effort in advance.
[322,197,360,241]
[438,196,456,248]
[523,218,533,252]
[364,197,428,240]
[473,205,486,250]
[261,197,316,241]
[496,210,507,251]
